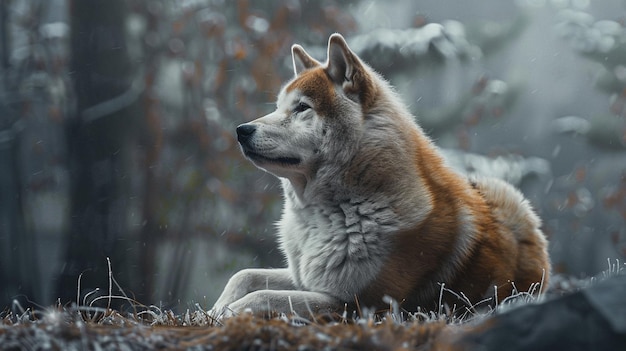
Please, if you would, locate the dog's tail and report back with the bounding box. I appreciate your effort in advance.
[470,176,551,292]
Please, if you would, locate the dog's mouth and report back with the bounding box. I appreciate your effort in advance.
[243,149,301,166]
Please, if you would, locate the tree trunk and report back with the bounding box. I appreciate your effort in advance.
[56,0,138,306]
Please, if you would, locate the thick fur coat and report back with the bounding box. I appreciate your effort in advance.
[211,34,550,317]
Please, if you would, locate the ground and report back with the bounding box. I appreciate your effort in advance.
[1,272,625,350]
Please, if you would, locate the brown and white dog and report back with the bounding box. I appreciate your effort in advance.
[211,33,550,317]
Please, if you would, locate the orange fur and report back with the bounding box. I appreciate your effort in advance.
[357,67,549,312]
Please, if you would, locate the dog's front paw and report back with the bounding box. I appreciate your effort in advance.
[210,291,272,320]
[208,304,236,321]
[209,301,258,323]
[210,290,243,320]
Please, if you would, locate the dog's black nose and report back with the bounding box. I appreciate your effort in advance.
[236,123,256,143]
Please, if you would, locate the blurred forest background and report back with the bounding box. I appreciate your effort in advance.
[1,0,626,312]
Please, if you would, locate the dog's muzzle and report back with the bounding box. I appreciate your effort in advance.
[235,123,301,166]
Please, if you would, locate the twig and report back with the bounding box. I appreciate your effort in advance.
[106,257,113,313]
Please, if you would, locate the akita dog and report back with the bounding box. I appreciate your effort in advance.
[212,33,550,317]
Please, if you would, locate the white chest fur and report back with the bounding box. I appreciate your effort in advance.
[277,193,399,301]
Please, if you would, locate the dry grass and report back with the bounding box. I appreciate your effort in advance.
[1,308,456,350]
[1,259,623,350]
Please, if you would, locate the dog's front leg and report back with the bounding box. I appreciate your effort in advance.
[210,268,294,316]
[227,290,339,317]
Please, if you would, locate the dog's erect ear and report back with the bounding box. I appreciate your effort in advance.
[326,33,362,88]
[292,44,320,76]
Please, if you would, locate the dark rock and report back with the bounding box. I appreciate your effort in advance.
[454,274,626,351]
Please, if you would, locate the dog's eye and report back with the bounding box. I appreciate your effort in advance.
[294,102,311,114]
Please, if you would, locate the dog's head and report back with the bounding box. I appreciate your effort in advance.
[237,34,376,184]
